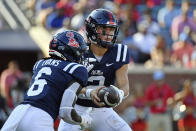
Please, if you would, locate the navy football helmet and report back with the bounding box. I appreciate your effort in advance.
[85,9,119,48]
[49,30,88,64]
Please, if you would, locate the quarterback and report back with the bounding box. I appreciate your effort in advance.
[58,9,132,131]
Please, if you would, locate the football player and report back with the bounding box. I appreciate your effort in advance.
[58,9,132,131]
[1,30,92,131]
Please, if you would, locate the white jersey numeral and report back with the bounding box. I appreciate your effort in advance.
[27,67,52,96]
[88,76,105,87]
[79,75,105,99]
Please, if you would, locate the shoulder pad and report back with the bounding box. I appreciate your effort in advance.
[113,44,130,63]
[63,63,88,86]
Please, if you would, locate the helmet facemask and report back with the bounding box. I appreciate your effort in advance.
[96,25,116,45]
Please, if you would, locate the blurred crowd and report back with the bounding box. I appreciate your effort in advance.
[24,0,196,69]
[117,70,196,131]
[0,61,31,128]
[1,0,196,68]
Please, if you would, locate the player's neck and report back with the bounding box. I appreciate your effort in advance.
[90,44,108,56]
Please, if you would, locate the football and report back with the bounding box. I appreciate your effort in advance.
[97,85,120,107]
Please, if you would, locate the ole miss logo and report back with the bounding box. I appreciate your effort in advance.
[68,38,79,48]
[66,32,74,38]
[66,32,79,48]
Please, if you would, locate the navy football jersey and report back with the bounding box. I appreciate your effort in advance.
[22,58,88,120]
[76,44,130,107]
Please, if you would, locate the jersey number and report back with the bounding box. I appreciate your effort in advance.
[87,76,105,88]
[27,67,52,96]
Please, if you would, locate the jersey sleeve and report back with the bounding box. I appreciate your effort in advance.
[113,44,130,70]
[72,65,88,86]
[62,63,88,86]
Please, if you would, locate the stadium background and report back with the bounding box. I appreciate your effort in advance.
[0,0,196,131]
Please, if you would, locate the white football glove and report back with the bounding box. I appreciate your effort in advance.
[82,58,96,72]
[110,85,124,105]
[80,107,93,130]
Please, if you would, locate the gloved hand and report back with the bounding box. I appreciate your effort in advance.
[82,58,96,72]
[110,85,124,106]
[80,107,93,130]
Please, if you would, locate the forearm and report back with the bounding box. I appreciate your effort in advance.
[115,64,130,98]
[118,81,129,97]
[59,106,82,124]
[80,87,87,95]
[59,82,82,124]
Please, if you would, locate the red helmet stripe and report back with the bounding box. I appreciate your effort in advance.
[49,50,55,52]
[108,12,114,25]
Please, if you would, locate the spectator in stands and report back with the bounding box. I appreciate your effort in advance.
[157,0,179,29]
[10,72,31,107]
[171,0,196,41]
[170,32,194,68]
[131,21,157,63]
[146,0,163,8]
[114,0,142,5]
[122,83,148,131]
[175,79,196,131]
[145,35,170,68]
[118,3,140,41]
[70,11,85,31]
[0,60,23,110]
[193,8,196,24]
[191,46,196,68]
[157,0,179,49]
[189,9,196,46]
[35,0,87,29]
[35,0,57,27]
[145,70,174,131]
[45,0,74,29]
[141,8,160,35]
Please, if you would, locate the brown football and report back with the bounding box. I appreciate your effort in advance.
[97,86,120,107]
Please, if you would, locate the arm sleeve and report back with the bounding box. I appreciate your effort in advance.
[59,82,82,124]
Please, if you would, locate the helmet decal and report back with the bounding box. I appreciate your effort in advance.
[66,31,79,48]
[68,38,79,48]
[66,31,74,38]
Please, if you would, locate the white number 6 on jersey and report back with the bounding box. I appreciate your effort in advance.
[27,67,52,96]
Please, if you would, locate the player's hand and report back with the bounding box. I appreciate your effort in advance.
[109,85,124,106]
[82,58,96,72]
[90,87,105,107]
[80,108,93,130]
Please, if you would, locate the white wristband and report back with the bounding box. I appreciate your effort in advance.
[110,85,125,105]
[86,89,93,99]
